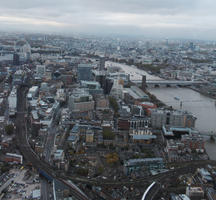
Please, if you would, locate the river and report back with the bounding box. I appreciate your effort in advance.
[105,61,162,81]
[106,61,216,159]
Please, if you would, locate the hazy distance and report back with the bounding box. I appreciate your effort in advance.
[0,0,216,40]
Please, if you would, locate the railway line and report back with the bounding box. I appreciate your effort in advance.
[14,85,216,199]
[15,86,90,200]
[141,182,161,200]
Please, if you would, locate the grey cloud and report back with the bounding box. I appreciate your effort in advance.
[0,0,198,14]
[0,0,215,40]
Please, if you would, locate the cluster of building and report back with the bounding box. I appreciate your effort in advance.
[0,32,215,199]
[169,165,216,200]
[0,168,41,200]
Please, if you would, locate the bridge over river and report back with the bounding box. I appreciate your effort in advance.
[134,79,205,87]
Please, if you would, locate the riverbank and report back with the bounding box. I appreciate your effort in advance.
[143,89,167,108]
[106,61,216,160]
[108,58,164,76]
[189,86,216,100]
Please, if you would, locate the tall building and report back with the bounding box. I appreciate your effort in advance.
[104,78,114,95]
[13,53,20,65]
[8,86,17,117]
[21,43,31,60]
[166,38,169,46]
[77,64,93,81]
[99,57,105,71]
[92,70,109,93]
[189,42,195,50]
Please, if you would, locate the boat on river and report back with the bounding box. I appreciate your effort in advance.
[174,97,180,101]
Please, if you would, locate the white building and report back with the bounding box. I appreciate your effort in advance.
[32,189,41,199]
[8,87,17,116]
[54,149,64,161]
[28,86,39,98]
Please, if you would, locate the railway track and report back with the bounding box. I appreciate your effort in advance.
[15,86,90,200]
[15,85,216,199]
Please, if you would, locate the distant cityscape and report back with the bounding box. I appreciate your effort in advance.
[0,32,216,200]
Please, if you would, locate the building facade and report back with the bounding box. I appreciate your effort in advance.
[151,109,196,129]
[77,64,93,81]
[69,88,95,113]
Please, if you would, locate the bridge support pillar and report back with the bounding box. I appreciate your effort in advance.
[142,75,147,90]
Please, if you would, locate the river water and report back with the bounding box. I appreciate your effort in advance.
[106,61,216,159]
[106,61,162,81]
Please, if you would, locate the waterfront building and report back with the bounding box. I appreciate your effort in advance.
[137,102,157,116]
[108,72,130,85]
[162,126,198,139]
[151,109,196,129]
[124,86,149,104]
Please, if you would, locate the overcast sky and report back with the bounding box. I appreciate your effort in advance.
[0,0,216,40]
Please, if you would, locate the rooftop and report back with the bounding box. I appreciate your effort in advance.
[152,108,194,116]
[125,158,163,167]
[78,63,92,68]
[32,189,41,199]
[54,149,64,157]
[132,134,156,140]
[124,86,149,100]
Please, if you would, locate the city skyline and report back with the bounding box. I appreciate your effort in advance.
[0,22,216,199]
[0,0,216,40]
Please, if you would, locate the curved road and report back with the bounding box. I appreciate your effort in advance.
[15,85,216,199]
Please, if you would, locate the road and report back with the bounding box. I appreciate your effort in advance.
[44,106,63,162]
[15,85,90,200]
[44,125,56,163]
[41,179,52,200]
[42,117,58,199]
[15,85,216,199]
